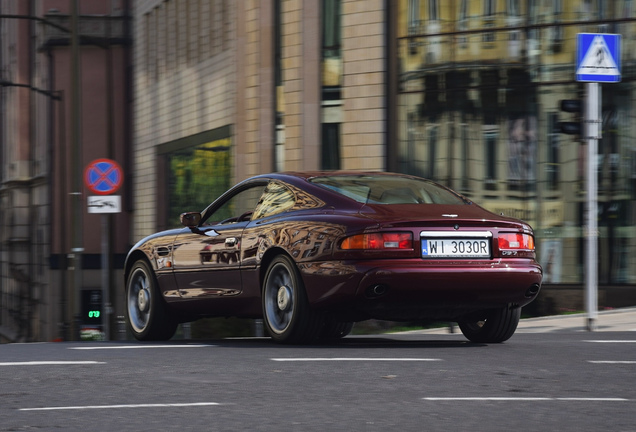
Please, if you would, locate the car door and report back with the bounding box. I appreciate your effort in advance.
[171,182,267,298]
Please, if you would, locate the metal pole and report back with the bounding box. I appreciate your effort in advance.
[70,0,83,340]
[101,214,110,340]
[105,13,114,341]
[585,82,600,331]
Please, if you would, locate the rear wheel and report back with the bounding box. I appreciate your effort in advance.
[262,255,322,344]
[458,306,521,343]
[126,260,177,341]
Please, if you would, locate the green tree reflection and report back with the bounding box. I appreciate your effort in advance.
[167,138,231,227]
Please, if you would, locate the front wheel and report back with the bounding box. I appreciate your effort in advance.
[262,255,322,344]
[126,260,177,341]
[458,306,521,343]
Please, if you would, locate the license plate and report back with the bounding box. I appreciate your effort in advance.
[421,238,490,258]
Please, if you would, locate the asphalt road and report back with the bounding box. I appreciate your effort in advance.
[1,325,635,431]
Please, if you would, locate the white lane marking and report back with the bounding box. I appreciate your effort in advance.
[423,397,630,402]
[69,345,214,350]
[589,361,636,364]
[271,358,442,362]
[584,340,636,343]
[225,337,269,340]
[20,402,220,412]
[0,361,105,366]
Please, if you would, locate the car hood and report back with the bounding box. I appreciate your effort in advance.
[358,203,532,231]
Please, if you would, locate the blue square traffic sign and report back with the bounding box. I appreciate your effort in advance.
[576,33,621,83]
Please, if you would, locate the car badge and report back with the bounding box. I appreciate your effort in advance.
[454,224,460,230]
[442,214,458,218]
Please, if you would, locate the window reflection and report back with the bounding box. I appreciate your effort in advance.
[253,182,295,220]
[395,0,636,284]
[163,136,231,228]
[206,185,266,225]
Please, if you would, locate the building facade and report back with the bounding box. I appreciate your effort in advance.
[133,0,388,237]
[393,0,636,288]
[0,0,132,342]
[2,0,635,342]
[134,0,636,294]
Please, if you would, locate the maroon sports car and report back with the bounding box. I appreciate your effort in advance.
[124,172,542,344]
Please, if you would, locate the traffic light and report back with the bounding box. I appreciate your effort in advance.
[81,289,102,325]
[557,99,582,135]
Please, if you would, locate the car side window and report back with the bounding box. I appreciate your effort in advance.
[204,184,266,225]
[252,181,295,220]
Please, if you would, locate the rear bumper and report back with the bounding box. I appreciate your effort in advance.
[301,258,543,321]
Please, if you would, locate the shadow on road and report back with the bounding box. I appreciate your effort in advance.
[176,334,487,349]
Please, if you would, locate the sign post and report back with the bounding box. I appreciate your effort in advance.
[84,158,123,340]
[575,33,621,331]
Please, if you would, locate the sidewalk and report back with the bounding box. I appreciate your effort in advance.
[515,307,636,333]
[401,307,636,335]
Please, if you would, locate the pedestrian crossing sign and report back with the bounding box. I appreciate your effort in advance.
[576,33,621,83]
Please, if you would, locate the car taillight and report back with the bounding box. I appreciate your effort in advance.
[498,233,535,251]
[340,232,413,250]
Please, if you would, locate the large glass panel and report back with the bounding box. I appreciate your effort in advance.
[165,137,232,227]
[395,0,636,284]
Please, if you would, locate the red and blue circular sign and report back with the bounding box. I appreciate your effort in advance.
[84,158,123,195]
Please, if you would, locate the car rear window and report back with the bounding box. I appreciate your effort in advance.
[309,175,468,205]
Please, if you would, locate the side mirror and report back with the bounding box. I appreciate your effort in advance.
[180,212,202,228]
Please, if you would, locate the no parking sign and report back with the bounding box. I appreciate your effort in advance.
[84,158,123,195]
[84,159,123,213]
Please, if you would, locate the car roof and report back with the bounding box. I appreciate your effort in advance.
[249,171,417,186]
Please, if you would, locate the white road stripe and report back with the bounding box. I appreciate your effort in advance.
[20,402,220,411]
[589,361,636,364]
[0,361,105,366]
[584,340,636,343]
[69,345,214,350]
[271,358,441,362]
[423,397,629,402]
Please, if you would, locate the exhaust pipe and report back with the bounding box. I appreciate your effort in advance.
[525,284,540,298]
[366,284,389,298]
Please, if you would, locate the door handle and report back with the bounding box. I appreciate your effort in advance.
[225,237,238,247]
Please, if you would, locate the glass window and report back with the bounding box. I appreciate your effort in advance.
[321,123,341,170]
[395,0,636,284]
[428,0,438,21]
[162,135,231,228]
[507,0,520,16]
[310,174,468,205]
[484,0,496,16]
[252,181,296,219]
[427,126,437,180]
[322,0,341,59]
[204,184,267,225]
[547,113,560,190]
[484,131,498,183]
[408,0,420,35]
[461,123,469,190]
[458,0,468,45]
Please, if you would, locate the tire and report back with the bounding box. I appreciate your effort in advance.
[320,318,354,340]
[262,255,322,344]
[126,260,177,341]
[458,306,521,343]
